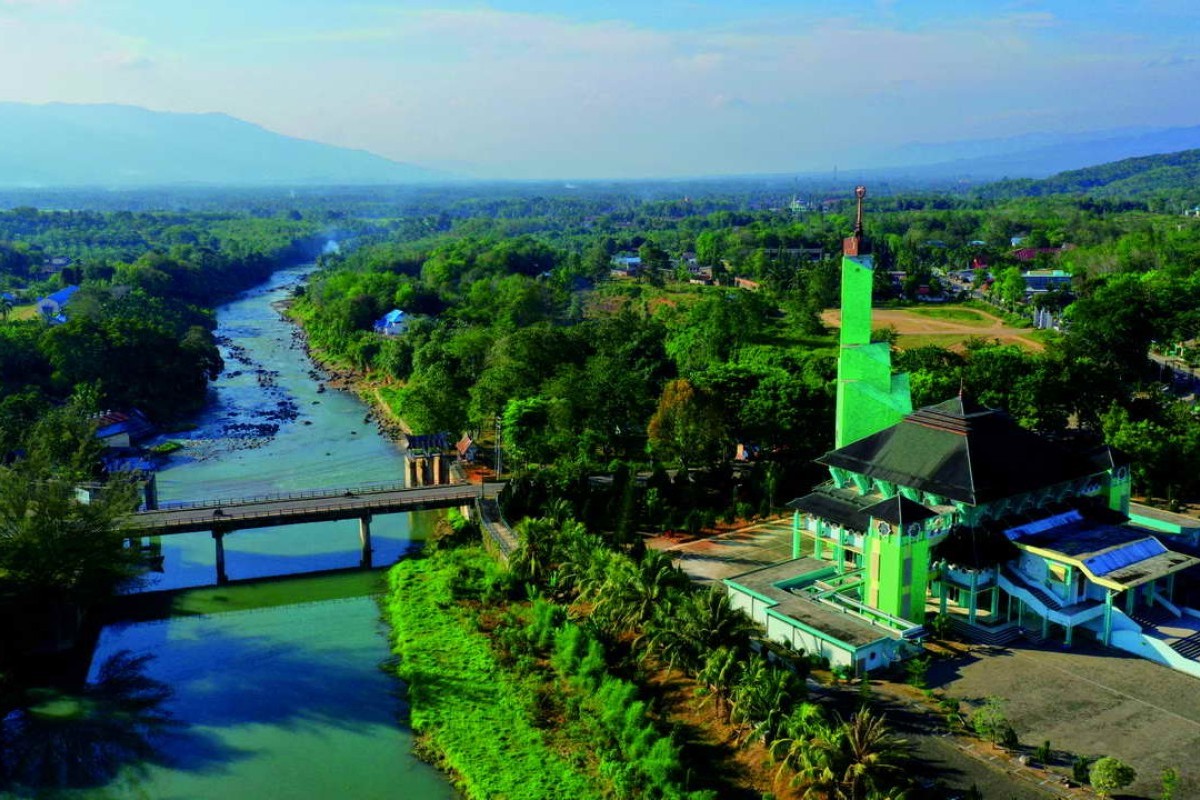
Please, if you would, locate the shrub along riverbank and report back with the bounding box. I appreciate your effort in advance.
[384,547,603,800]
[383,546,718,800]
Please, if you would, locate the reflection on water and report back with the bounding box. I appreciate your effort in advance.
[79,597,455,799]
[0,651,175,794]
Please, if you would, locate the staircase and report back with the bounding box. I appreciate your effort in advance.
[1169,631,1200,661]
[1001,567,1063,610]
[947,616,1022,646]
[1130,604,1177,631]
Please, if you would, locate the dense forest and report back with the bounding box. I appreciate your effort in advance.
[288,186,1200,520]
[0,208,325,453]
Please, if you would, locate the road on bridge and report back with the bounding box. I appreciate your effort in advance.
[128,482,503,535]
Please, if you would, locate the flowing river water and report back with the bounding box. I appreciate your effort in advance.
[50,264,456,799]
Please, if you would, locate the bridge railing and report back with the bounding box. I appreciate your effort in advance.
[130,484,485,530]
[155,479,415,510]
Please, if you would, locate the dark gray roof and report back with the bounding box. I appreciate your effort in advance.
[818,396,1102,506]
[861,495,938,526]
[788,490,874,532]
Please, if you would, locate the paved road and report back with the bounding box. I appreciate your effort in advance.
[128,482,500,535]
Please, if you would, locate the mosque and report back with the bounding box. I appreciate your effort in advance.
[725,187,1200,675]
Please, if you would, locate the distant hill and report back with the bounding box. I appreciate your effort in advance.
[863,125,1200,182]
[976,149,1200,201]
[0,102,441,187]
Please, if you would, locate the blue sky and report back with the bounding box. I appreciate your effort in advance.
[1,0,1198,178]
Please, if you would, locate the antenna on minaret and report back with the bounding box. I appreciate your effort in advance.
[843,185,868,256]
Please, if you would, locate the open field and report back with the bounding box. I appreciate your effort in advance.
[5,302,39,321]
[822,305,1046,352]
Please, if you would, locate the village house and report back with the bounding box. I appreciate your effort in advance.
[35,284,79,322]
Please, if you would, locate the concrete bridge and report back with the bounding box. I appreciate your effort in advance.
[127,481,503,584]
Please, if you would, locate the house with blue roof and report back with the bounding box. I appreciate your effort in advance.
[373,308,408,336]
[36,285,80,322]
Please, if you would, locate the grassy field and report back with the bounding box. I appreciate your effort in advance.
[901,306,992,325]
[385,549,603,800]
[5,303,40,321]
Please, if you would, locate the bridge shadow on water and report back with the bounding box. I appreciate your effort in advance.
[49,570,426,793]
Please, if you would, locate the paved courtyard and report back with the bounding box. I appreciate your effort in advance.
[650,517,798,583]
[930,641,1200,798]
[655,521,1200,798]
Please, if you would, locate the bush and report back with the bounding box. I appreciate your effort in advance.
[1072,755,1093,785]
[905,655,930,689]
[1090,756,1136,798]
[971,696,1017,746]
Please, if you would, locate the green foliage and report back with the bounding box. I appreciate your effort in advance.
[904,656,930,690]
[1073,755,1093,785]
[385,550,603,800]
[1089,756,1136,798]
[1160,765,1180,800]
[970,697,1017,746]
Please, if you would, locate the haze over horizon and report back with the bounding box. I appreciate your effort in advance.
[2,0,1199,180]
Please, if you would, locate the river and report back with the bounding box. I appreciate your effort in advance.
[19,265,457,799]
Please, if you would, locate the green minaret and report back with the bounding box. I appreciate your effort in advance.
[834,186,912,448]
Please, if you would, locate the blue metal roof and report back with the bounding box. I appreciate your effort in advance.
[1083,538,1167,577]
[43,285,80,306]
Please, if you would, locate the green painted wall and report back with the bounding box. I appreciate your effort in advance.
[835,254,912,448]
[866,525,932,622]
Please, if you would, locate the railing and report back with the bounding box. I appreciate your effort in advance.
[129,484,484,530]
[155,479,413,510]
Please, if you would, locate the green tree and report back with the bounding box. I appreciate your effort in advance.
[647,379,725,470]
[1090,756,1136,799]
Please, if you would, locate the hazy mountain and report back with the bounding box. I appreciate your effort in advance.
[0,102,441,187]
[863,125,1200,181]
[976,148,1200,200]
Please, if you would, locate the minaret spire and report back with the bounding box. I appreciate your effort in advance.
[843,185,868,256]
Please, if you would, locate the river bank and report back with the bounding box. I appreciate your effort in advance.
[5,262,460,799]
[278,294,413,445]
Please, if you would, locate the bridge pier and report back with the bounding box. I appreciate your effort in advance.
[359,515,373,568]
[213,529,229,585]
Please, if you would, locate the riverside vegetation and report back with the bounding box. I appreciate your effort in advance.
[384,513,912,800]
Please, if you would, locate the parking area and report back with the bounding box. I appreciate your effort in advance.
[655,520,1200,797]
[649,517,797,583]
[930,641,1200,798]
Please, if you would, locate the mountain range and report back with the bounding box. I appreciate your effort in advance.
[2,102,1200,188]
[0,102,439,187]
[864,125,1200,181]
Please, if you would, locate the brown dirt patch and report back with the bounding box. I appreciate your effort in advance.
[822,307,1045,352]
[642,665,780,799]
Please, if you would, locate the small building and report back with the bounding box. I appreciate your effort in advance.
[374,309,408,336]
[93,409,156,448]
[36,285,79,321]
[1022,269,1072,294]
[456,433,477,463]
[610,255,642,278]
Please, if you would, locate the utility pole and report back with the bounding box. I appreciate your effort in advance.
[494,414,503,479]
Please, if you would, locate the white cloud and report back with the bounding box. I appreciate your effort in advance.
[1,4,1198,178]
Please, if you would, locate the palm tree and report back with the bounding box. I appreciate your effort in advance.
[696,645,742,719]
[817,710,909,800]
[594,548,685,636]
[510,516,558,586]
[771,705,842,799]
[730,655,805,745]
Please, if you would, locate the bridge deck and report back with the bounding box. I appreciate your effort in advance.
[127,483,501,535]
